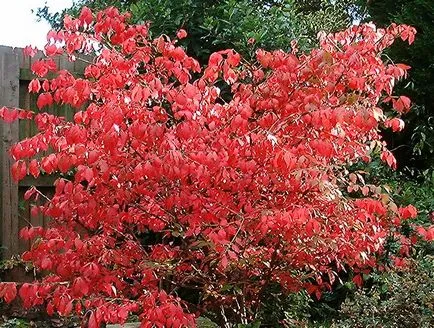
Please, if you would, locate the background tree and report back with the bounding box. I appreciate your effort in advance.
[36,0,359,64]
[360,0,434,172]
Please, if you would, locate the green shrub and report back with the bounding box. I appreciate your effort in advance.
[332,257,434,328]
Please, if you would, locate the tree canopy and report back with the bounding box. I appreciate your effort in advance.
[36,0,359,63]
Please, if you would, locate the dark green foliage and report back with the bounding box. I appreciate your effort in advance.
[332,257,434,328]
[36,0,357,64]
[361,0,434,171]
[256,284,312,327]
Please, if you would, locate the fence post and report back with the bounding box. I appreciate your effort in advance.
[0,46,20,260]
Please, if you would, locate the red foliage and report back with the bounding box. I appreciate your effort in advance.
[0,283,17,304]
[0,6,428,326]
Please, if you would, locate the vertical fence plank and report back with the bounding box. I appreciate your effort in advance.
[0,47,88,264]
[0,46,20,260]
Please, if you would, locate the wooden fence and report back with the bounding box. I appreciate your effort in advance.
[0,45,86,261]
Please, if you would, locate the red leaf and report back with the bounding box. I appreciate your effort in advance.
[58,155,72,173]
[220,255,228,270]
[5,284,17,304]
[384,118,405,132]
[88,150,100,164]
[88,312,98,328]
[65,300,73,315]
[315,289,322,300]
[381,151,397,170]
[426,227,434,241]
[352,274,363,287]
[393,96,411,113]
[30,206,39,218]
[283,152,295,170]
[227,51,241,67]
[73,277,89,296]
[24,187,36,200]
[28,79,41,93]
[176,29,187,39]
[0,106,19,122]
[19,227,30,240]
[31,60,49,77]
[42,80,50,92]
[37,93,54,109]
[41,257,52,270]
[0,283,17,304]
[29,160,40,178]
[47,302,55,316]
[79,7,94,26]
[11,160,27,181]
[83,167,94,182]
[23,45,38,58]
[171,47,186,61]
[399,205,418,219]
[306,219,321,237]
[19,283,35,308]
[209,53,223,67]
[41,154,58,174]
[82,263,100,279]
[44,44,59,57]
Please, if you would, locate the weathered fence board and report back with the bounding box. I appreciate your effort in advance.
[0,46,85,262]
[0,46,20,260]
